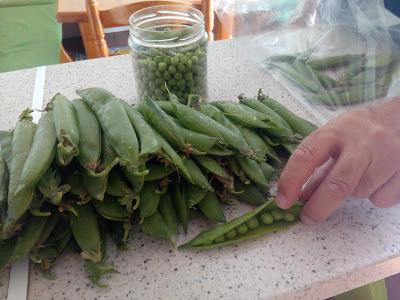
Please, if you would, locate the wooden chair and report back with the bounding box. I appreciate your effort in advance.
[85,0,215,58]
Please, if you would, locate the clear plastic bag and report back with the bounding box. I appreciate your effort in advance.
[214,0,400,120]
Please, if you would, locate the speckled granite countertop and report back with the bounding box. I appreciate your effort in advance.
[1,40,400,300]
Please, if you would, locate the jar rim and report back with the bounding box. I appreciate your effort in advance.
[128,5,205,48]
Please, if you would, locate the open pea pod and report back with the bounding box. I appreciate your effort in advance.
[93,196,130,222]
[52,94,80,166]
[70,203,102,263]
[180,200,302,250]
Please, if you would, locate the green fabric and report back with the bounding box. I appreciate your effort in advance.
[0,0,62,73]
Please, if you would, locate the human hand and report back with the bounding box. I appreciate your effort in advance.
[276,98,400,224]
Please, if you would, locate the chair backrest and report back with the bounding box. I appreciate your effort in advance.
[85,0,211,57]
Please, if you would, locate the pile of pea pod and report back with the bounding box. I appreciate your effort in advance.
[0,87,317,287]
[265,52,400,107]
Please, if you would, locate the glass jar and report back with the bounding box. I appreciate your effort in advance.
[129,5,208,104]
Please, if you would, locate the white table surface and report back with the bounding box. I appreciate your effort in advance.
[0,40,400,300]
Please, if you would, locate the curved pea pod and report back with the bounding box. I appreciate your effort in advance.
[0,131,12,169]
[183,181,207,208]
[259,162,278,181]
[156,101,175,116]
[308,54,364,70]
[140,210,171,241]
[0,237,16,268]
[234,181,268,206]
[71,99,101,170]
[0,151,9,223]
[46,218,70,244]
[121,101,161,156]
[138,97,186,149]
[8,109,36,207]
[258,95,317,138]
[197,192,226,222]
[154,131,194,184]
[173,102,252,156]
[183,158,212,191]
[70,203,102,263]
[144,161,175,181]
[83,172,108,202]
[180,200,301,250]
[38,168,70,205]
[206,145,235,156]
[212,101,271,129]
[171,180,188,233]
[234,124,267,162]
[10,215,48,263]
[239,98,294,138]
[194,155,230,179]
[52,94,80,166]
[77,88,141,172]
[36,213,60,246]
[226,156,247,183]
[4,109,57,234]
[339,56,367,82]
[237,156,268,187]
[174,121,218,152]
[93,196,130,222]
[139,181,160,218]
[159,193,178,246]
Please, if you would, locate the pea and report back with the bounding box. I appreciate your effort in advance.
[225,229,237,240]
[155,78,164,86]
[187,81,194,89]
[154,56,162,64]
[283,212,296,222]
[184,73,193,81]
[271,209,284,221]
[180,55,188,64]
[149,48,159,57]
[246,217,260,229]
[158,62,167,72]
[168,65,177,74]
[174,72,183,80]
[186,59,193,69]
[178,64,186,72]
[260,212,274,225]
[186,51,193,58]
[171,56,180,66]
[163,71,171,81]
[214,235,225,244]
[177,79,186,88]
[236,223,248,235]
[193,65,202,74]
[164,56,171,65]
[195,48,204,58]
[149,61,157,71]
[192,56,199,64]
[167,79,176,87]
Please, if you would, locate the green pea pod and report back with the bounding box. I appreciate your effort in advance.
[103,219,130,250]
[139,181,160,218]
[258,94,317,138]
[183,158,212,191]
[93,196,130,222]
[281,142,298,155]
[38,168,70,205]
[171,180,188,233]
[140,210,171,240]
[5,109,57,234]
[237,156,268,187]
[138,97,186,149]
[107,168,133,197]
[158,193,178,246]
[62,168,85,196]
[206,145,235,156]
[154,130,194,184]
[180,200,301,250]
[144,161,175,181]
[183,181,208,207]
[10,215,48,263]
[77,88,141,172]
[234,124,267,162]
[259,135,281,164]
[71,203,102,263]
[0,131,12,170]
[226,156,246,182]
[234,181,268,206]
[71,99,101,170]
[52,94,80,166]
[46,218,70,243]
[0,151,9,223]
[83,172,108,201]
[198,191,226,222]
[123,163,147,193]
[364,54,397,69]
[121,101,161,156]
[308,54,364,70]
[194,155,230,179]
[340,56,367,82]
[314,70,338,89]
[173,102,252,156]
[36,213,60,246]
[0,237,16,268]
[267,54,298,64]
[156,101,175,116]
[258,161,278,181]
[8,109,36,208]
[349,65,395,86]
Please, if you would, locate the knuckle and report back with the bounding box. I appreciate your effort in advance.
[292,141,317,165]
[352,175,377,198]
[325,176,352,198]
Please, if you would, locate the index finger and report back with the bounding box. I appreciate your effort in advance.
[277,129,342,209]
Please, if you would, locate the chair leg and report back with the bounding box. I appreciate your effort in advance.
[60,45,73,63]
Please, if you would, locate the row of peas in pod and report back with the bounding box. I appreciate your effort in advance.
[0,87,317,287]
[131,36,208,104]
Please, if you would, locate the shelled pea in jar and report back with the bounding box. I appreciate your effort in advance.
[129,5,208,103]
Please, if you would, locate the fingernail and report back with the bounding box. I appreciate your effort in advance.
[300,213,316,225]
[277,194,289,209]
